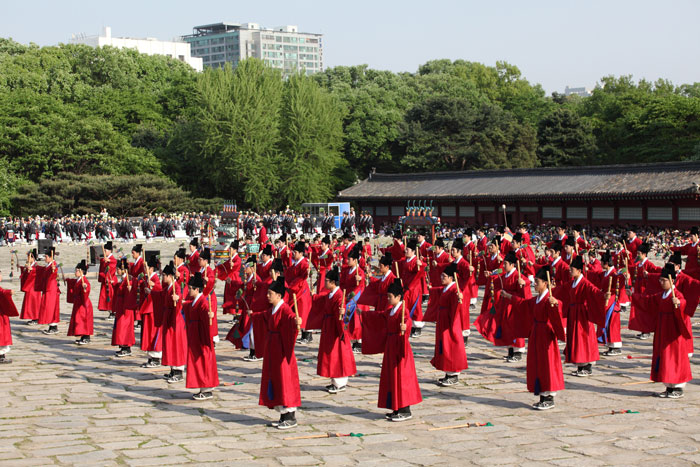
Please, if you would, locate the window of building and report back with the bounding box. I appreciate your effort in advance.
[459,206,475,217]
[679,207,700,221]
[619,207,642,220]
[376,206,388,216]
[592,207,614,219]
[390,206,403,216]
[542,206,562,219]
[567,207,588,219]
[478,206,494,212]
[441,206,456,217]
[647,207,673,221]
[519,206,538,212]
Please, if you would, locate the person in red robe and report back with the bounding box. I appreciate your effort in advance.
[125,244,145,326]
[98,241,117,320]
[218,240,243,316]
[445,237,473,346]
[416,230,432,297]
[548,243,571,303]
[632,264,692,398]
[112,258,135,357]
[19,249,41,325]
[561,237,577,265]
[285,241,312,343]
[197,248,219,343]
[587,251,624,356]
[316,267,357,393]
[429,238,452,287]
[174,248,190,299]
[258,277,302,429]
[356,253,395,355]
[430,263,468,386]
[160,262,187,383]
[512,233,535,285]
[339,247,366,352]
[257,220,268,245]
[500,265,565,410]
[312,236,334,294]
[365,278,422,421]
[65,260,94,345]
[184,272,219,400]
[611,242,632,308]
[400,239,427,338]
[474,251,532,362]
[0,271,19,364]
[248,258,284,360]
[38,247,61,335]
[226,256,260,360]
[670,226,700,280]
[139,256,163,368]
[480,239,504,316]
[257,244,274,282]
[625,230,643,261]
[187,237,201,276]
[275,235,292,269]
[628,243,661,339]
[554,255,605,377]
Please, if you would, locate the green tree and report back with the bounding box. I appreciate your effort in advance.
[537,107,598,167]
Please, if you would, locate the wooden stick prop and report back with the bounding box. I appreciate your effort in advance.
[401,300,406,336]
[669,274,679,308]
[501,204,507,229]
[208,288,213,326]
[292,293,301,332]
[581,410,639,419]
[626,355,652,360]
[621,380,654,386]
[428,422,493,432]
[340,289,346,321]
[516,260,523,288]
[546,270,553,297]
[284,432,365,440]
[455,273,463,304]
[394,261,403,287]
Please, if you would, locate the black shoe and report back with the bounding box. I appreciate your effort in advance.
[391,407,413,422]
[352,342,362,354]
[42,325,59,335]
[533,395,555,410]
[385,410,398,420]
[463,335,469,347]
[192,391,213,400]
[327,384,346,394]
[0,355,11,364]
[141,358,161,368]
[504,347,515,361]
[135,320,142,328]
[277,412,298,430]
[303,331,313,344]
[637,333,650,340]
[163,369,174,379]
[26,320,38,326]
[437,375,459,387]
[106,313,115,321]
[166,370,183,383]
[410,327,421,338]
[602,348,622,356]
[243,349,259,362]
[507,352,523,363]
[115,347,132,357]
[76,336,90,345]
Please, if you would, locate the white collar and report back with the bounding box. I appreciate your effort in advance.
[292,256,305,267]
[390,301,402,316]
[505,269,515,278]
[628,236,636,242]
[604,267,615,277]
[349,266,357,275]
[272,299,284,315]
[381,271,391,282]
[639,258,648,266]
[437,250,444,258]
[419,240,425,247]
[106,253,113,259]
[490,253,497,260]
[536,288,549,303]
[262,259,271,266]
[149,271,157,279]
[559,235,565,240]
[693,241,699,247]
[571,275,583,288]
[247,274,254,283]
[405,255,416,263]
[328,286,339,299]
[167,283,173,291]
[134,256,142,264]
[454,256,462,264]
[443,281,455,293]
[552,257,561,266]
[192,293,203,306]
[662,286,675,299]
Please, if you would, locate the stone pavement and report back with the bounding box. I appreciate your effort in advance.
[1,241,700,466]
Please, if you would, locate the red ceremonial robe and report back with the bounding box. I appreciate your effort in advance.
[36,261,61,325]
[184,294,219,388]
[509,289,566,395]
[200,266,218,339]
[226,274,258,349]
[312,248,334,294]
[424,256,471,324]
[430,283,468,372]
[632,289,692,384]
[356,272,396,354]
[562,276,605,364]
[111,276,135,347]
[66,277,94,337]
[139,272,163,352]
[0,287,19,346]
[367,301,422,410]
[339,265,366,340]
[588,268,622,345]
[284,257,311,329]
[258,300,301,409]
[98,254,117,311]
[187,250,200,276]
[217,256,243,315]
[19,265,41,320]
[316,288,357,379]
[474,269,531,346]
[257,259,273,283]
[462,240,479,297]
[671,242,700,280]
[479,253,503,315]
[125,257,145,320]
[161,282,187,367]
[176,263,190,299]
[429,250,452,288]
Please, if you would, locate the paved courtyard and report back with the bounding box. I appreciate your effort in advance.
[1,241,700,466]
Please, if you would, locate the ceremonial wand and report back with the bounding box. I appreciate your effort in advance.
[401,300,406,336]
[626,355,652,360]
[581,410,639,419]
[292,293,301,332]
[669,273,679,309]
[428,422,493,432]
[284,432,364,440]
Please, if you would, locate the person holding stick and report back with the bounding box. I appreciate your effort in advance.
[316,267,356,393]
[500,265,565,410]
[587,251,624,356]
[400,239,427,338]
[430,263,468,387]
[184,272,219,400]
[631,264,691,398]
[0,271,19,363]
[160,262,187,383]
[364,278,422,421]
[198,248,219,344]
[139,256,163,368]
[19,249,41,326]
[259,277,302,429]
[38,246,61,335]
[65,260,94,345]
[226,256,260,360]
[112,258,135,357]
[97,241,117,321]
[285,241,312,344]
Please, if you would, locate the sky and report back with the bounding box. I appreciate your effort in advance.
[3,0,699,93]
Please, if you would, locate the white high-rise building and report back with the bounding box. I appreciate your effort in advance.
[70,27,203,72]
[182,22,323,76]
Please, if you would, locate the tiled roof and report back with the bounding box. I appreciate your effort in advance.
[337,162,700,202]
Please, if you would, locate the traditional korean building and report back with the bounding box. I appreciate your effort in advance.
[336,161,700,228]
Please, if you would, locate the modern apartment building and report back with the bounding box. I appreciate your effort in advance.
[182,22,323,76]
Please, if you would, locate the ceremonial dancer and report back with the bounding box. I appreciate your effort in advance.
[184,272,219,400]
[226,256,259,361]
[258,277,302,429]
[161,262,187,383]
[356,253,396,355]
[501,265,565,410]
[285,242,312,344]
[112,258,135,357]
[218,241,243,317]
[670,226,700,280]
[187,238,201,275]
[98,241,117,320]
[339,247,366,353]
[19,249,41,325]
[65,260,94,345]
[401,239,427,338]
[0,271,18,363]
[38,247,61,335]
[139,256,163,368]
[198,248,219,343]
[588,251,624,356]
[366,278,422,421]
